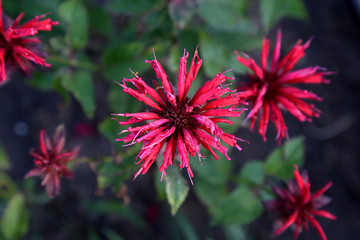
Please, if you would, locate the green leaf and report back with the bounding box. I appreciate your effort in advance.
[265,136,305,180]
[1,193,29,240]
[165,166,189,215]
[106,0,165,15]
[214,185,263,225]
[238,160,265,186]
[199,31,232,77]
[88,7,114,37]
[0,144,10,170]
[108,83,143,113]
[72,70,95,118]
[0,172,17,199]
[155,170,166,201]
[174,212,200,240]
[168,0,196,29]
[103,228,125,240]
[26,72,54,90]
[260,0,308,32]
[98,118,123,142]
[59,0,88,50]
[224,225,246,240]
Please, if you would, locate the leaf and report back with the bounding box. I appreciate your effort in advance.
[103,228,125,240]
[88,7,114,38]
[238,160,265,186]
[155,170,166,201]
[174,212,200,240]
[165,166,189,215]
[260,0,308,32]
[265,136,305,180]
[72,70,96,118]
[224,225,247,240]
[0,144,10,170]
[59,0,88,50]
[199,31,232,77]
[98,118,123,142]
[214,185,263,225]
[108,83,143,113]
[0,172,17,199]
[1,193,29,240]
[168,0,196,29]
[106,0,165,15]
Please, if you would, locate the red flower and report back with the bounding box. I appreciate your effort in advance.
[235,30,332,144]
[0,0,58,84]
[25,125,80,197]
[264,165,336,240]
[113,48,247,183]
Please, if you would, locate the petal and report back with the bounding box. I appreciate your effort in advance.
[305,214,328,240]
[274,210,299,236]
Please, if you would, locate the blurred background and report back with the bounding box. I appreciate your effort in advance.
[0,0,359,239]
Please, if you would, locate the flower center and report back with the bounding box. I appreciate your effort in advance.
[161,104,197,130]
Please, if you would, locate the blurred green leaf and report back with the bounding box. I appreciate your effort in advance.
[224,225,246,240]
[260,0,308,32]
[0,144,10,170]
[85,199,148,231]
[98,118,123,142]
[59,0,88,50]
[168,0,196,29]
[0,172,17,199]
[265,136,305,180]
[26,72,54,90]
[155,170,167,201]
[106,0,165,15]
[1,193,29,240]
[199,31,231,77]
[214,185,263,225]
[108,84,143,113]
[71,70,95,118]
[88,7,114,37]
[19,0,60,19]
[103,228,125,240]
[174,212,200,240]
[165,166,189,215]
[238,160,265,186]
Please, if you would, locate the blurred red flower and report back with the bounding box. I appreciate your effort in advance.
[25,125,80,197]
[0,0,58,84]
[264,165,336,240]
[235,30,332,144]
[113,48,247,183]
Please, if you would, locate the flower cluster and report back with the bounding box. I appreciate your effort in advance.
[25,125,79,197]
[235,30,332,144]
[113,49,247,183]
[0,0,58,84]
[264,165,336,240]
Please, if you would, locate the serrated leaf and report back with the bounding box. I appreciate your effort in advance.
[165,166,189,215]
[72,70,95,118]
[238,160,265,186]
[59,0,88,50]
[260,0,308,32]
[1,193,29,239]
[214,185,263,225]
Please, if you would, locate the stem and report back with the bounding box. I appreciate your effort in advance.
[47,55,99,71]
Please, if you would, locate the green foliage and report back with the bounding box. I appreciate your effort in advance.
[0,172,17,199]
[260,0,308,32]
[213,185,264,225]
[1,193,29,240]
[224,225,247,240]
[59,0,89,50]
[106,0,165,15]
[0,144,10,171]
[237,160,265,186]
[164,166,189,216]
[265,136,305,180]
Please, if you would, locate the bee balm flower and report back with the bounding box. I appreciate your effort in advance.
[25,125,79,197]
[235,30,332,144]
[264,165,336,240]
[0,0,58,84]
[113,49,247,183]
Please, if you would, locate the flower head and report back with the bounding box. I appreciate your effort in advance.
[25,125,79,197]
[0,0,58,84]
[264,165,336,240]
[235,30,332,144]
[113,48,247,183]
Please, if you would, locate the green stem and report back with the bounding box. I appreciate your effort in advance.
[47,55,100,71]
